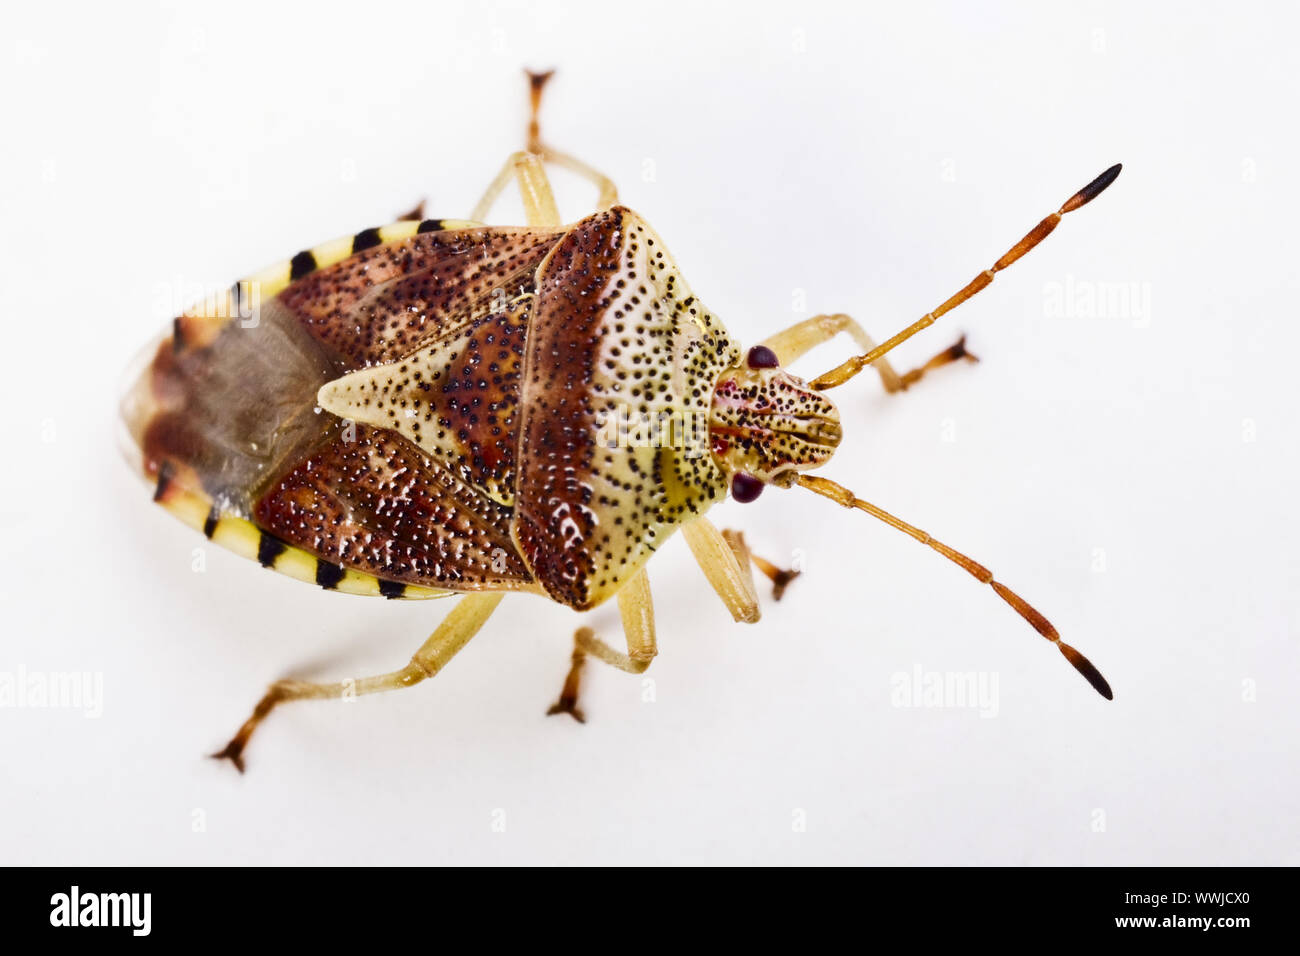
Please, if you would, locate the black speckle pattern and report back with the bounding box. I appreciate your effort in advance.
[513,207,740,609]
[351,227,383,253]
[317,298,532,505]
[708,366,841,485]
[378,579,406,599]
[203,505,220,538]
[289,249,317,280]
[279,226,561,367]
[315,560,345,590]
[254,424,533,590]
[257,532,288,568]
[153,461,175,502]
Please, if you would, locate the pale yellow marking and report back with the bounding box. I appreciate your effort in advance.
[208,514,260,562]
[156,482,450,600]
[270,545,319,587]
[218,218,487,317]
[308,235,355,271]
[161,486,211,534]
[377,221,419,244]
[243,260,294,301]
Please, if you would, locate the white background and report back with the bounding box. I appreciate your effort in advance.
[1,0,1296,865]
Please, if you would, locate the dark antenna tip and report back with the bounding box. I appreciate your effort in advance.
[1063,163,1123,213]
[1059,643,1114,700]
[526,68,555,92]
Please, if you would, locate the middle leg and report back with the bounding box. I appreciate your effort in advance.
[547,566,656,722]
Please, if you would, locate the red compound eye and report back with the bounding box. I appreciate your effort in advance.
[746,345,779,369]
[731,473,765,503]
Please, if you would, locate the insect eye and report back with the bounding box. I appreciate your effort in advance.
[746,345,780,369]
[731,472,765,503]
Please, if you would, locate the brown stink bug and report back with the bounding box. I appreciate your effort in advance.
[120,70,1119,771]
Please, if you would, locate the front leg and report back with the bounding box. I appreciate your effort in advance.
[684,516,802,606]
[760,313,976,393]
[723,529,802,601]
[681,516,760,623]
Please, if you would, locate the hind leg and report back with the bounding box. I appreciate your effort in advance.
[213,593,503,771]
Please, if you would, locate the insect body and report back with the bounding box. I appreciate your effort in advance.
[121,72,1119,770]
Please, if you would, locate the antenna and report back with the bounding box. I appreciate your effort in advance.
[811,164,1122,391]
[797,473,1113,699]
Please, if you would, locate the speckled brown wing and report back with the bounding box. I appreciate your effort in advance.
[125,221,564,597]
[512,207,741,611]
[253,423,533,592]
[279,224,564,367]
[316,294,534,507]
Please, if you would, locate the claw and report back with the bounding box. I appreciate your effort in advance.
[770,568,802,602]
[526,68,555,93]
[397,199,426,221]
[750,549,802,602]
[546,698,586,724]
[947,333,980,364]
[898,333,980,389]
[210,740,247,774]
[525,69,556,152]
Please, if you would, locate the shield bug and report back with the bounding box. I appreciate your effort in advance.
[121,70,1119,771]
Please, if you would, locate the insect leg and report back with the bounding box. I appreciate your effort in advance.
[810,164,1122,391]
[396,199,425,221]
[760,313,976,393]
[721,529,802,601]
[468,73,567,226]
[470,150,561,227]
[681,517,761,622]
[535,146,620,212]
[472,71,621,223]
[211,592,503,772]
[547,568,656,722]
[524,68,619,211]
